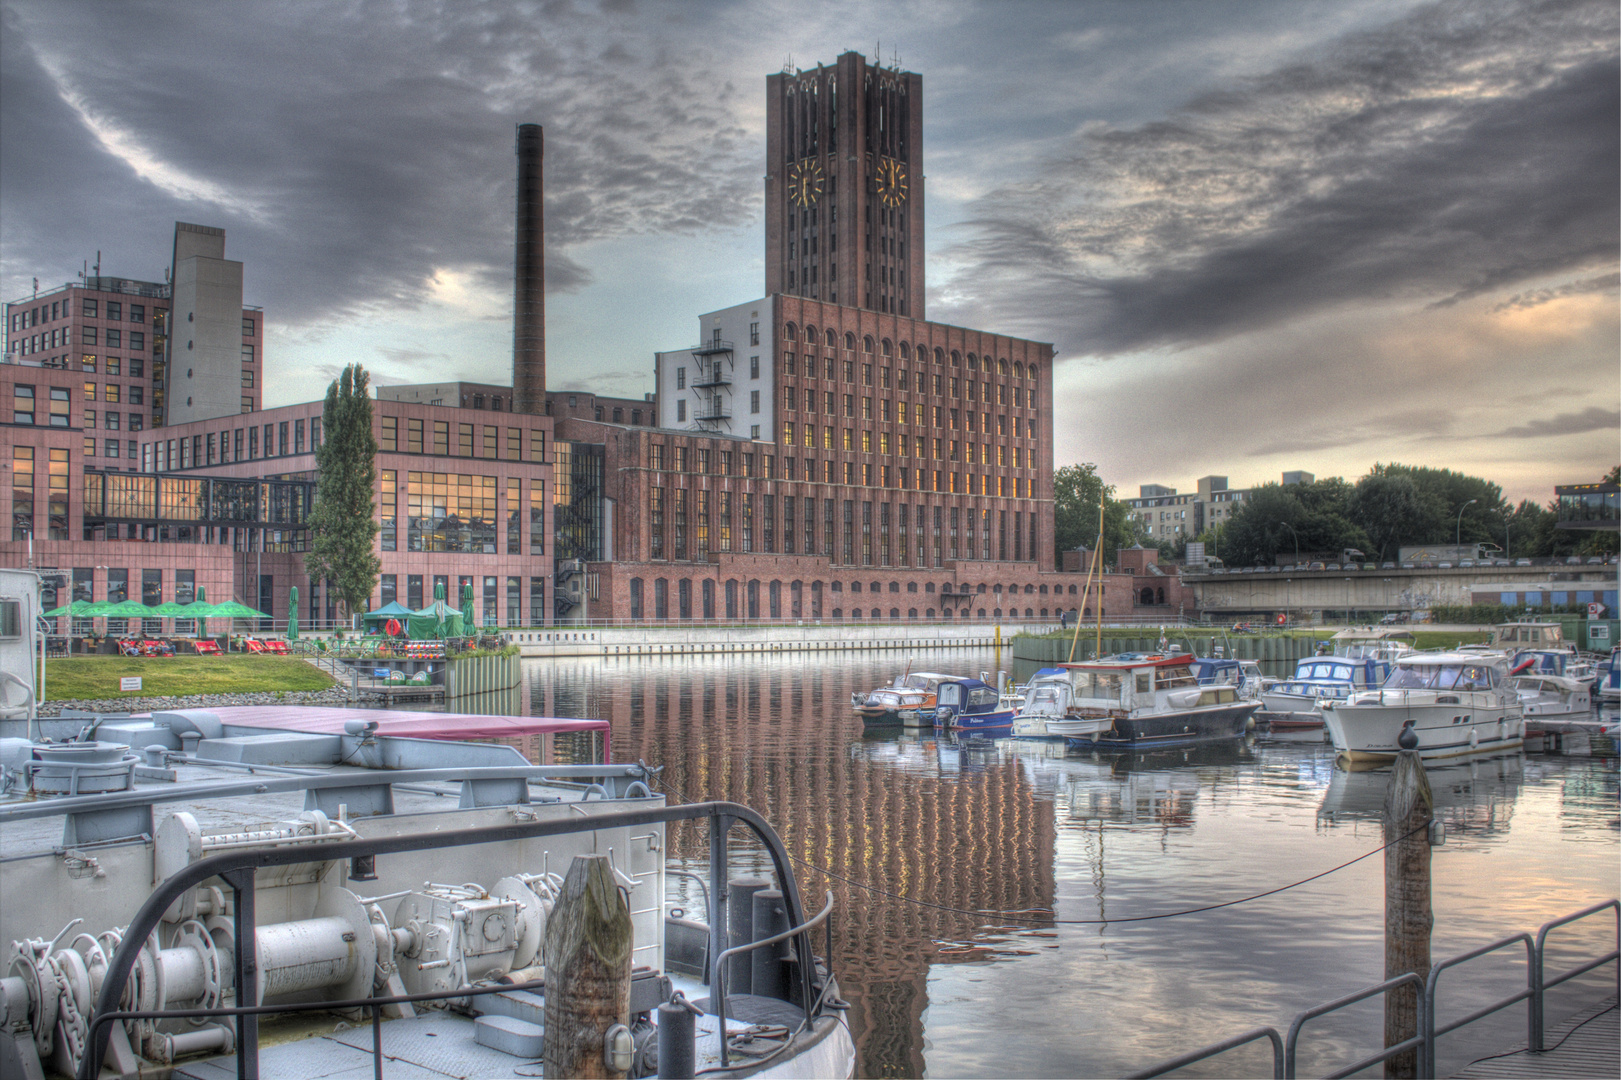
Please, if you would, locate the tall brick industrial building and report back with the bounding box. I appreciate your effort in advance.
[3,51,1197,630]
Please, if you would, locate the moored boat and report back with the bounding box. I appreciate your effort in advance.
[930,677,1017,737]
[1321,651,1524,763]
[1054,653,1261,750]
[852,672,950,727]
[1011,673,1114,742]
[1260,654,1393,730]
[1512,673,1592,717]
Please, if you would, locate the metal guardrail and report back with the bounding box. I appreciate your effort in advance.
[1127,1026,1284,1079]
[1134,899,1618,1079]
[710,891,836,1068]
[78,800,820,1080]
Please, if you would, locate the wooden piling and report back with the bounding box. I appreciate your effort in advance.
[544,853,633,1079]
[1383,749,1434,1079]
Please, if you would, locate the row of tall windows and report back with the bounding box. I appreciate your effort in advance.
[646,486,1036,566]
[623,576,1076,621]
[380,416,546,463]
[379,573,545,626]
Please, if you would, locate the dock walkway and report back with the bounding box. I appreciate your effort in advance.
[1451,995,1617,1078]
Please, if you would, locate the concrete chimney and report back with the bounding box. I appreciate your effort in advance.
[513,123,545,414]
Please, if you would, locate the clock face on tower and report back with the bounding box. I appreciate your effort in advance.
[787,158,824,207]
[875,155,908,207]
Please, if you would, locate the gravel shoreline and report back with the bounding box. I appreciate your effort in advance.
[38,687,358,717]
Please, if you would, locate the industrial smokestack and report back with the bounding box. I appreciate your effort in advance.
[513,123,545,414]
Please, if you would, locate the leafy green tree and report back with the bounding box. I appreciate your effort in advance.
[1221,480,1371,565]
[305,364,381,622]
[1349,472,1432,561]
[1052,463,1135,567]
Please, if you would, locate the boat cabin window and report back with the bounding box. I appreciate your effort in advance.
[968,687,999,708]
[1135,672,1153,694]
[938,683,962,706]
[1386,664,1496,690]
[1071,670,1124,699]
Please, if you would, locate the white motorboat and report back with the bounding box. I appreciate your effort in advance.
[852,671,951,727]
[1011,674,1114,741]
[1321,651,1524,763]
[1511,673,1592,717]
[1261,655,1394,730]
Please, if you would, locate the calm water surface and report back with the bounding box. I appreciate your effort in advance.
[510,649,1618,1079]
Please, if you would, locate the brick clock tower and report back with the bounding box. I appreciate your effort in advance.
[765,52,924,319]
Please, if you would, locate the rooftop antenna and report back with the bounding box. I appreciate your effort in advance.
[33,277,39,298]
[94,251,101,279]
[782,53,794,74]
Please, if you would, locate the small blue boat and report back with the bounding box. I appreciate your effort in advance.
[930,677,1017,736]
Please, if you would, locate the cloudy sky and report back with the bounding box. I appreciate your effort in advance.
[3,0,1615,503]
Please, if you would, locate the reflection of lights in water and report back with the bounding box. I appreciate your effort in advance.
[443,651,1618,1080]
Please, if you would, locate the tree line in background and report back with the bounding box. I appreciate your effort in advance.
[1054,462,1620,568]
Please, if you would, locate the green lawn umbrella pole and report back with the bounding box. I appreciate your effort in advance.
[196,584,208,639]
[461,580,475,634]
[288,585,299,641]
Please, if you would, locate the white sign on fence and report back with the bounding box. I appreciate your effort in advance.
[120,676,142,692]
[1589,624,1610,643]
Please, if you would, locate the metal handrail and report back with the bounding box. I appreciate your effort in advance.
[1532,899,1620,1051]
[79,800,813,1079]
[710,891,836,1068]
[1421,932,1535,1078]
[1285,972,1425,1079]
[1132,898,1619,1080]
[1125,1026,1283,1079]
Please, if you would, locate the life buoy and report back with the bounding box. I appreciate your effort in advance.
[384,619,402,637]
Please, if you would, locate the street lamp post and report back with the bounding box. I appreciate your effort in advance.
[1278,521,1300,566]
[1457,499,1478,549]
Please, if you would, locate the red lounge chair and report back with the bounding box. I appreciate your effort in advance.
[244,639,267,654]
[118,640,142,657]
[194,640,223,656]
[266,640,290,655]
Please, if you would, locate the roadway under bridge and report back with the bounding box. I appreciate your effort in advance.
[1184,563,1618,619]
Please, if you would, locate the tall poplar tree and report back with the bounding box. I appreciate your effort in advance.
[305,364,381,622]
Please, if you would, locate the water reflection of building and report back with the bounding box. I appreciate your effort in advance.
[539,654,1057,1078]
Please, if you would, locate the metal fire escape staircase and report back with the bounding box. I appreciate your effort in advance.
[689,337,733,430]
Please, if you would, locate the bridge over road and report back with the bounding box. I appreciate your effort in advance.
[1184,562,1618,620]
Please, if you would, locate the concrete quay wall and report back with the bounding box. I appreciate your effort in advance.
[509,622,1019,658]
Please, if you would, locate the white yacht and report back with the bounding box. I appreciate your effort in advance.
[1511,673,1592,717]
[1321,651,1524,763]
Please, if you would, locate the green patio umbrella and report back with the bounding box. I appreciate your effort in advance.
[461,581,475,633]
[209,600,271,619]
[103,600,155,619]
[152,601,193,617]
[434,579,446,601]
[288,585,299,641]
[42,600,109,617]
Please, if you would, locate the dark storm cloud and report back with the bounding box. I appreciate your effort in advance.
[938,0,1620,358]
[0,0,756,321]
[1491,272,1621,312]
[1496,406,1621,439]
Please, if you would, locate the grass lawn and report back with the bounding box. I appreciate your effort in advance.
[43,654,335,701]
[1410,630,1491,650]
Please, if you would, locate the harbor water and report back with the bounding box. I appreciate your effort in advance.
[502,647,1617,1078]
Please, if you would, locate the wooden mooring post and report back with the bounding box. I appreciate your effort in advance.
[1383,745,1434,1079]
[544,853,634,1079]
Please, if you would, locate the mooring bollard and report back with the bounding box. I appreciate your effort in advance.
[1383,739,1433,1079]
[544,853,633,1079]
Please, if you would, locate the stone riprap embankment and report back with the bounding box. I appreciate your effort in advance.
[38,687,355,717]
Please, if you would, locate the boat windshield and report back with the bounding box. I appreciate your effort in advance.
[1027,686,1065,708]
[1386,663,1496,690]
[1072,670,1124,700]
[904,675,939,691]
[1301,662,1355,681]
